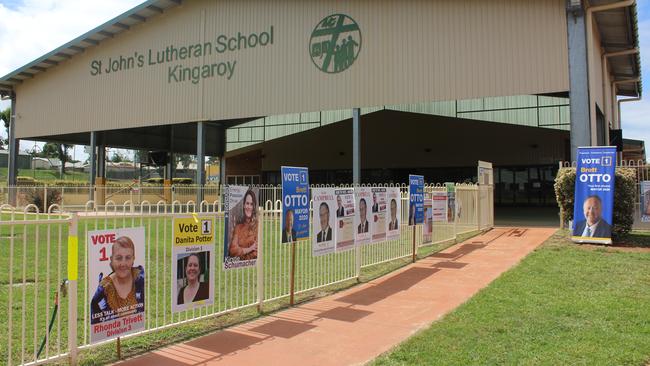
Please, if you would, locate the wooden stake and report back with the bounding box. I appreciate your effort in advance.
[116,337,122,360]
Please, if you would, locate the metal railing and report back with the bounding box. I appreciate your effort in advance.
[1,182,492,365]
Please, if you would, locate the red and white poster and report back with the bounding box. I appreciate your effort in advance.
[88,227,146,344]
[354,187,373,245]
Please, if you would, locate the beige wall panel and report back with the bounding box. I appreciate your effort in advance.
[15,0,569,139]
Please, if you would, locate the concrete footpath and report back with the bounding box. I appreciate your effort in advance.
[119,227,556,366]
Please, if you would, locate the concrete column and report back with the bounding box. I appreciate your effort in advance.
[7,93,18,206]
[352,108,361,185]
[214,123,226,185]
[566,2,592,160]
[95,141,106,205]
[196,121,206,203]
[89,131,97,202]
[164,126,175,203]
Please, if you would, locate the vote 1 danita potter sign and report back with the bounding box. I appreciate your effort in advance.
[281,166,310,243]
[572,147,616,244]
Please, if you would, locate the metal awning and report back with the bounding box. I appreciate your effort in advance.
[591,0,642,97]
[0,0,181,98]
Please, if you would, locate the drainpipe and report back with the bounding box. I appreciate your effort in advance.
[586,0,636,145]
[614,80,641,163]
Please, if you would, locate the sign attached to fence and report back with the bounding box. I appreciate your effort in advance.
[354,187,373,245]
[371,187,387,243]
[445,183,456,223]
[335,188,356,252]
[409,175,424,225]
[572,147,616,244]
[641,181,650,223]
[432,191,448,222]
[386,187,401,240]
[423,197,433,243]
[312,188,337,256]
[281,166,310,243]
[224,185,260,269]
[172,215,215,313]
[477,161,493,185]
[88,227,146,344]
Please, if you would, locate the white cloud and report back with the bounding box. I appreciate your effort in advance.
[0,0,143,156]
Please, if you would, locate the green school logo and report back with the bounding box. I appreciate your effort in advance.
[309,14,362,73]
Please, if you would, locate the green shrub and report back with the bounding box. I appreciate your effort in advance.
[22,187,62,211]
[554,167,636,240]
[16,176,39,185]
[172,178,193,185]
[147,178,164,184]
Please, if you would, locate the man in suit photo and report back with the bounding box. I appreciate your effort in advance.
[388,198,399,231]
[358,198,369,233]
[281,209,297,243]
[573,195,612,238]
[336,195,345,217]
[317,202,332,242]
[372,192,379,213]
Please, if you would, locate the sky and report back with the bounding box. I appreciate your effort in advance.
[0,0,649,162]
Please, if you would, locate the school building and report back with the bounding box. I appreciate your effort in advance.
[0,0,642,208]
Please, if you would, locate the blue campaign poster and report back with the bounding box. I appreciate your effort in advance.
[408,174,424,225]
[572,147,616,244]
[281,166,310,243]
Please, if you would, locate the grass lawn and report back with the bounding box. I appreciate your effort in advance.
[373,229,650,366]
[0,167,89,182]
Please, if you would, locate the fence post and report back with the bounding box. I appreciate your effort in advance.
[257,207,264,312]
[453,191,458,241]
[289,240,297,306]
[355,243,361,281]
[67,212,79,365]
[476,185,481,231]
[43,185,48,213]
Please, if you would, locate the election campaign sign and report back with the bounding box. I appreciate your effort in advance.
[335,188,356,252]
[224,185,260,269]
[572,147,616,244]
[172,215,215,312]
[354,187,373,245]
[88,227,145,344]
[386,187,401,240]
[312,188,337,256]
[409,175,424,225]
[281,166,310,243]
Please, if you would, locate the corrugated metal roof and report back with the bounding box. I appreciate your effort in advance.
[591,1,642,97]
[0,0,181,98]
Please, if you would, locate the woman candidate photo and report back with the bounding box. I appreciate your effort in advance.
[177,253,210,305]
[228,189,259,260]
[91,236,144,324]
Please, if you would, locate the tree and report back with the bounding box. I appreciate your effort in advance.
[176,154,195,169]
[39,142,73,176]
[0,107,11,149]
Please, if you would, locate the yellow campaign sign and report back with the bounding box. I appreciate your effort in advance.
[174,216,215,246]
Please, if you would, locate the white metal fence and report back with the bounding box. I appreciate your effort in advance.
[1,183,492,365]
